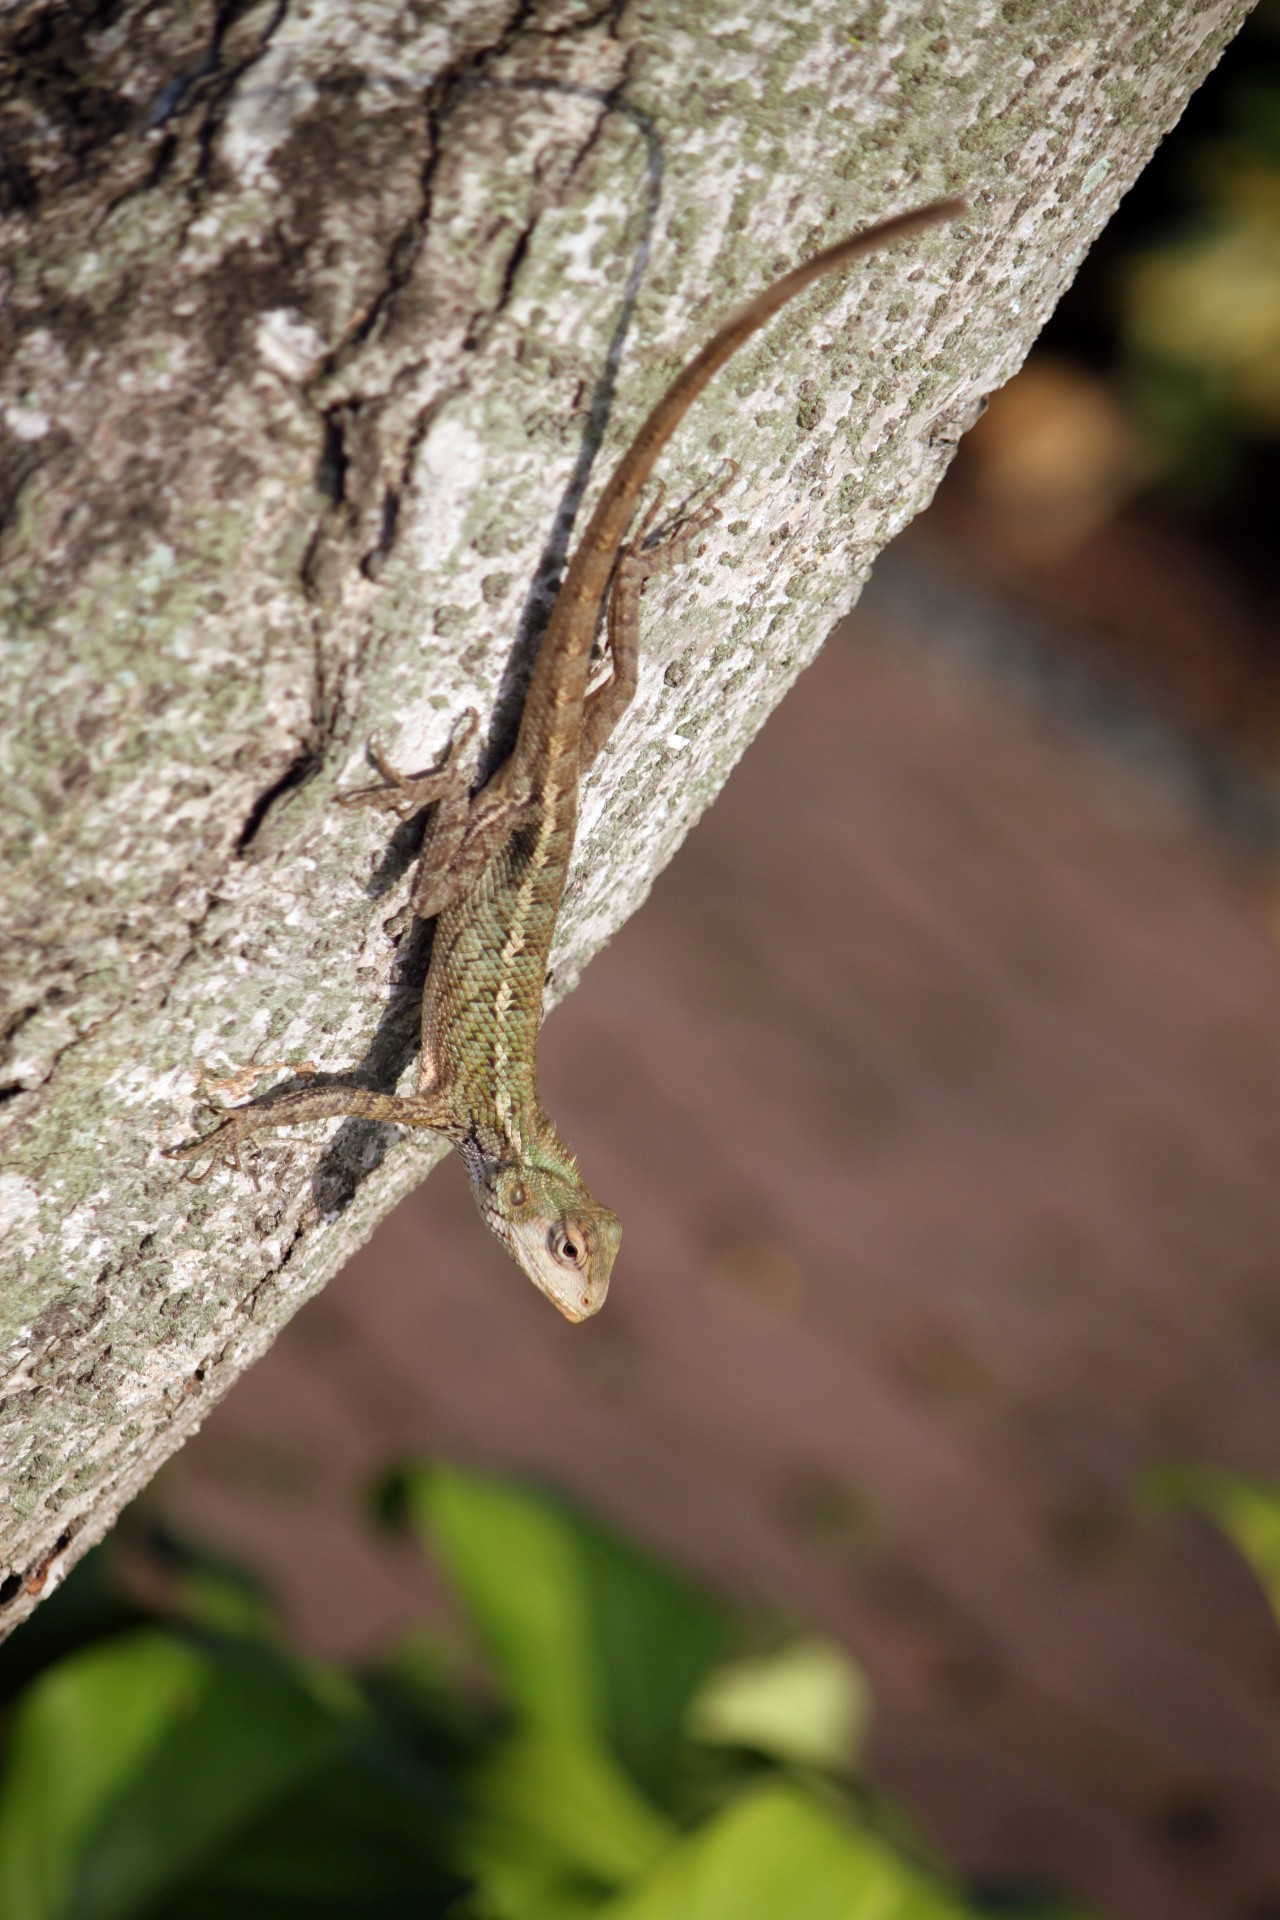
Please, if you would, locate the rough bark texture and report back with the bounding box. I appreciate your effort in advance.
[0,0,1251,1630]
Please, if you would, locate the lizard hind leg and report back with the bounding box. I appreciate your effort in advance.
[409,780,535,921]
[340,708,481,820]
[581,460,740,769]
[642,457,740,570]
[340,708,481,911]
[341,709,531,924]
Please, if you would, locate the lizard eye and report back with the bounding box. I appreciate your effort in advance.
[509,1182,527,1210]
[549,1223,588,1269]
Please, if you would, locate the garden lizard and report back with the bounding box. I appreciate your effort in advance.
[167,196,963,1321]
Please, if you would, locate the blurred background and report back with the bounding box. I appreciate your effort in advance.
[8,7,1280,1917]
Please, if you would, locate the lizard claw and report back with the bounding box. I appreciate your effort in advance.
[339,709,481,817]
[163,1112,253,1183]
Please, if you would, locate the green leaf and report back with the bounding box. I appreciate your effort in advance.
[0,1629,208,1920]
[410,1466,598,1735]
[686,1637,870,1774]
[597,1784,982,1920]
[1145,1465,1280,1623]
[136,1736,463,1919]
[403,1464,732,1793]
[466,1728,676,1891]
[66,1642,349,1920]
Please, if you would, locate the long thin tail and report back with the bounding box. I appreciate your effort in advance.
[521,195,966,742]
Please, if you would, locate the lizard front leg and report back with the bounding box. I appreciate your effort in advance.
[581,465,738,769]
[164,1080,447,1179]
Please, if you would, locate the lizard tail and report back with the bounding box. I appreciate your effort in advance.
[533,194,966,700]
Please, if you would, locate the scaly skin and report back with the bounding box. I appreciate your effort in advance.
[167,198,964,1321]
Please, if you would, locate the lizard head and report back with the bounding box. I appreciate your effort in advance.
[480,1160,620,1321]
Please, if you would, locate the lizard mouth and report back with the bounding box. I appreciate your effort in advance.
[525,1255,610,1324]
[546,1289,595,1324]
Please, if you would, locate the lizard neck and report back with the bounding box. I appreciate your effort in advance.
[456,1093,574,1191]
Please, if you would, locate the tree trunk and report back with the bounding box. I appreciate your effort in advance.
[0,0,1250,1630]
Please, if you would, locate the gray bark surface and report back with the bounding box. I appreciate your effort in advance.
[0,0,1250,1629]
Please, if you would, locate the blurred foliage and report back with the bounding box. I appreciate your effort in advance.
[1145,1463,1280,1623]
[1043,0,1280,537]
[0,1465,1093,1919]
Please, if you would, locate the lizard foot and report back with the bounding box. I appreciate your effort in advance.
[634,458,741,579]
[340,708,481,819]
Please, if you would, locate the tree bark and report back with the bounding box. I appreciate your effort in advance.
[0,0,1251,1630]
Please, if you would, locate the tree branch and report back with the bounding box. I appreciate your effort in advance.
[0,0,1251,1629]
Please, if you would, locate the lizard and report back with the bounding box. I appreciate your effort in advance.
[166,195,964,1323]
